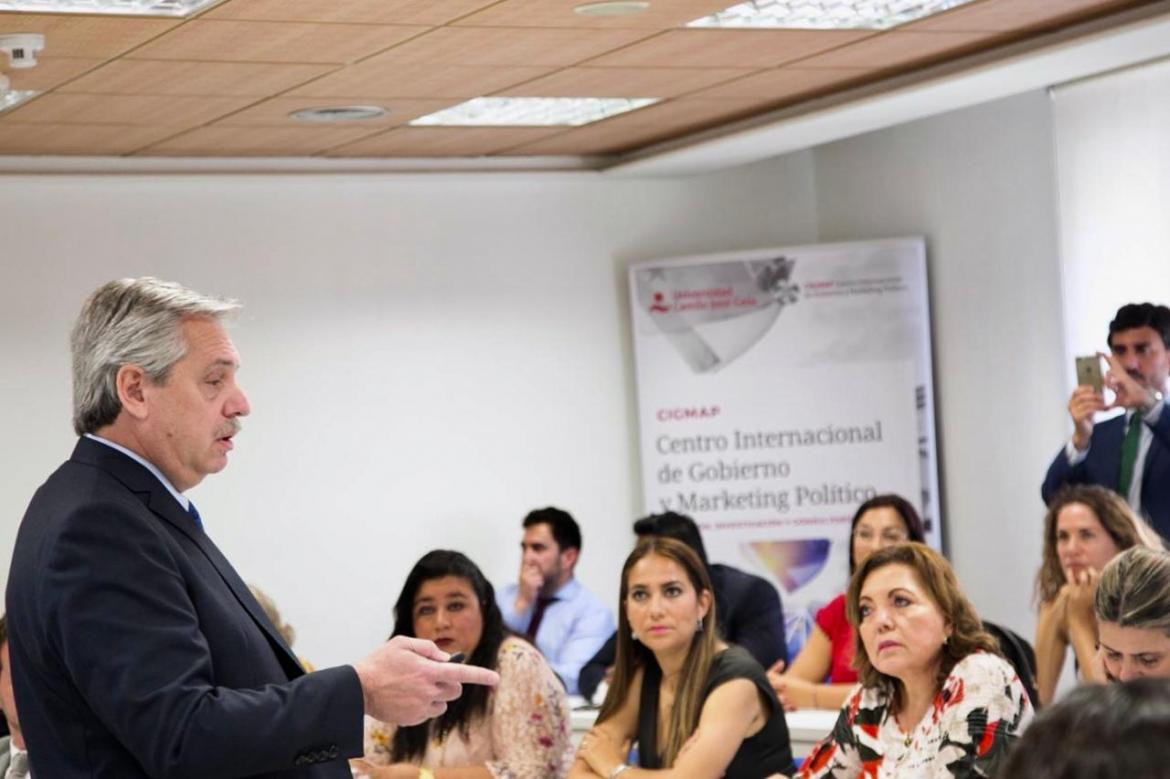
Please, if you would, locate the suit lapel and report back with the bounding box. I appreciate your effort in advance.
[70,437,305,675]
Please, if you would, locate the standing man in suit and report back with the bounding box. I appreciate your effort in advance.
[5,278,497,779]
[1043,302,1170,538]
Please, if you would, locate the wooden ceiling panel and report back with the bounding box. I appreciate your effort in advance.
[502,119,672,156]
[907,0,1142,32]
[363,26,653,67]
[3,57,105,92]
[596,96,773,130]
[326,125,564,157]
[792,30,996,69]
[0,13,179,59]
[690,67,868,100]
[136,124,381,156]
[0,122,177,155]
[508,95,773,156]
[126,20,429,64]
[454,0,733,29]
[496,66,752,98]
[585,29,873,69]
[57,60,335,97]
[0,93,256,126]
[214,96,456,127]
[287,62,551,100]
[204,0,498,26]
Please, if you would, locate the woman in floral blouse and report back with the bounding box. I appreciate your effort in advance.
[798,543,1033,778]
[353,550,571,779]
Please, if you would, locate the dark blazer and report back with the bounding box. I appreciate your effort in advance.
[578,562,787,700]
[1042,406,1170,539]
[5,437,363,778]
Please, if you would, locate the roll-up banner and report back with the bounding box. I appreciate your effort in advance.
[629,238,940,659]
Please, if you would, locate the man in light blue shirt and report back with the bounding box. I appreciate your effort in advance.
[496,507,614,694]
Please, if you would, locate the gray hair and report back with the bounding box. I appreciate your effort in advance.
[1095,546,1170,636]
[71,277,240,435]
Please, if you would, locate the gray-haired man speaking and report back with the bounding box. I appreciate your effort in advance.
[6,278,497,778]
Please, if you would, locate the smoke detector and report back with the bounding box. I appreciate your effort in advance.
[0,34,45,69]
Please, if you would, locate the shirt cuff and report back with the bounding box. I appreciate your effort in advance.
[1066,438,1089,465]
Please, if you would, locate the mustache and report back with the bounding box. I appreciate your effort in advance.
[216,419,242,439]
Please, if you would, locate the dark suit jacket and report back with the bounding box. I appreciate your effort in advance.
[5,437,363,778]
[578,562,787,700]
[1042,405,1170,539]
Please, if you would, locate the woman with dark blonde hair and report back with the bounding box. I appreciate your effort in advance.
[799,543,1032,778]
[1034,485,1162,704]
[1094,545,1170,682]
[570,537,794,778]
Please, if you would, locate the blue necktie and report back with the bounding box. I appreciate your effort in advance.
[187,501,204,531]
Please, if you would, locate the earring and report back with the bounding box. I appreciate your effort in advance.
[631,630,639,642]
[695,619,704,633]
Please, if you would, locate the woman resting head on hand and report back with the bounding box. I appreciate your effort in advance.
[769,494,925,711]
[1093,545,1170,684]
[1033,485,1161,704]
[570,536,794,779]
[799,542,1033,778]
[354,549,571,779]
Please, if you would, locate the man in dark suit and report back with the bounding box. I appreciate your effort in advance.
[578,511,786,701]
[5,278,497,778]
[1042,302,1170,538]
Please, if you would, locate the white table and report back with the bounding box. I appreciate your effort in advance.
[569,697,838,758]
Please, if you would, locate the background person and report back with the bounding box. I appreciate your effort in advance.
[769,494,925,711]
[1033,485,1161,704]
[571,537,794,779]
[799,543,1032,778]
[578,511,786,702]
[1093,546,1170,683]
[998,678,1170,779]
[0,615,28,779]
[1042,302,1170,538]
[496,507,613,695]
[250,583,316,672]
[356,550,571,779]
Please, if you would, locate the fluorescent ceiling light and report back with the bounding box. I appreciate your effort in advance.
[0,0,227,17]
[0,89,38,115]
[410,97,659,127]
[687,0,976,30]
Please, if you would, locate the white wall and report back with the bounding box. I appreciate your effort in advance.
[0,155,818,667]
[1053,58,1170,372]
[811,90,1067,638]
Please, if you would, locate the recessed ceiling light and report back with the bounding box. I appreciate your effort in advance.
[574,1,651,16]
[410,97,659,127]
[289,105,388,123]
[0,0,228,17]
[687,0,976,30]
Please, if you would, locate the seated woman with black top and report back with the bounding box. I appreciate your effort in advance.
[570,537,794,779]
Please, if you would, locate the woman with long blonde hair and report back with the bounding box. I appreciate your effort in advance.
[570,537,793,778]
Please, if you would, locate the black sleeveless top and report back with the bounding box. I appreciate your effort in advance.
[636,645,795,778]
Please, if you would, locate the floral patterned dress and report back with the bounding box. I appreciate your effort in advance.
[798,652,1034,778]
[364,636,572,779]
